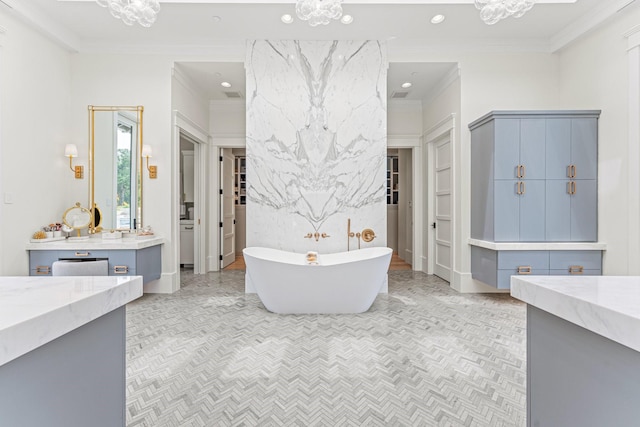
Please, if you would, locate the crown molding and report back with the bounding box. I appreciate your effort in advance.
[625,24,640,50]
[550,0,639,53]
[0,0,79,52]
[421,64,460,107]
[172,65,209,104]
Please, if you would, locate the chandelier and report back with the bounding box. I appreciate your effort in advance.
[95,0,161,27]
[474,0,535,25]
[296,0,343,27]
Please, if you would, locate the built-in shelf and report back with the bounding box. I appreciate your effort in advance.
[387,156,398,205]
[234,156,246,205]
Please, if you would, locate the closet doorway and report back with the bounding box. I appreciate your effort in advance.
[387,148,414,269]
[219,148,247,270]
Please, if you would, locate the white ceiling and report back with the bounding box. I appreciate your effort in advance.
[6,0,637,101]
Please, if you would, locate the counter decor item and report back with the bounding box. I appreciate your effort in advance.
[62,202,93,240]
[30,223,67,243]
[102,230,123,240]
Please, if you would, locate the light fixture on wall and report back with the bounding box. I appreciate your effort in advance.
[296,0,344,26]
[95,0,160,27]
[475,0,534,25]
[142,145,157,179]
[64,144,83,179]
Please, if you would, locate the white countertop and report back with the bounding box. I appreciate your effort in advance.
[469,239,606,251]
[0,275,143,366]
[511,276,640,352]
[26,235,164,250]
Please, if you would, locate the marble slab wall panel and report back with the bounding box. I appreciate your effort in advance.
[246,40,387,254]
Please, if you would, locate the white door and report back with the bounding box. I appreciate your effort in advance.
[220,149,236,268]
[433,136,452,282]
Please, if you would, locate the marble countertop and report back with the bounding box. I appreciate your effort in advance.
[511,276,640,352]
[26,235,164,250]
[0,276,143,366]
[469,239,606,251]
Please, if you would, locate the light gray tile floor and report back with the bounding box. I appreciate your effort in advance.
[126,270,526,426]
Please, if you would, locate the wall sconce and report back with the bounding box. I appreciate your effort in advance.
[64,144,83,179]
[142,144,157,179]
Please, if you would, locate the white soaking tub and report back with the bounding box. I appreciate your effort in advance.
[243,246,393,314]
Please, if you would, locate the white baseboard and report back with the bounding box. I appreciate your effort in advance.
[451,270,509,294]
[207,256,219,272]
[143,272,179,294]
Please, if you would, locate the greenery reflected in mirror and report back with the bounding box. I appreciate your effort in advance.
[89,106,144,233]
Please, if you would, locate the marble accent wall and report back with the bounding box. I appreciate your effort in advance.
[246,40,387,253]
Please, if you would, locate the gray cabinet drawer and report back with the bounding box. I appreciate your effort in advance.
[57,250,109,260]
[106,250,136,276]
[29,251,58,276]
[498,251,549,270]
[549,250,601,270]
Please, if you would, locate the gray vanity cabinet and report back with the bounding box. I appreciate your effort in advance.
[470,110,602,290]
[28,245,161,284]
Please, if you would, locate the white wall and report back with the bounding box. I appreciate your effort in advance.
[557,7,640,275]
[0,9,73,275]
[70,54,177,292]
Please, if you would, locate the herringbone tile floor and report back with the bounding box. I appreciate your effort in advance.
[126,270,526,427]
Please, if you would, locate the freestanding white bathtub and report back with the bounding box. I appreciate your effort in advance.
[243,246,393,314]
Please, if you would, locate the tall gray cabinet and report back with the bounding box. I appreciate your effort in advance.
[469,110,604,289]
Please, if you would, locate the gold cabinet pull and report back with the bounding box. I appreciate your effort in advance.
[572,181,576,194]
[520,165,526,178]
[516,165,521,178]
[569,265,584,275]
[567,181,572,194]
[520,181,526,195]
[74,252,90,257]
[572,165,577,178]
[113,265,129,274]
[517,266,532,275]
[35,266,51,275]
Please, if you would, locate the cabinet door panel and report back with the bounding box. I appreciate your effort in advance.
[494,119,520,180]
[494,180,520,241]
[571,119,598,180]
[545,180,571,241]
[519,180,546,241]
[520,119,546,179]
[545,119,571,179]
[571,180,597,241]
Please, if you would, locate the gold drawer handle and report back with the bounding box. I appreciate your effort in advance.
[113,265,129,274]
[569,265,584,275]
[74,252,90,257]
[35,266,51,275]
[517,266,532,275]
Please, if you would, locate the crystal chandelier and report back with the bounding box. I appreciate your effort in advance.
[474,0,535,25]
[95,0,161,27]
[296,0,343,27]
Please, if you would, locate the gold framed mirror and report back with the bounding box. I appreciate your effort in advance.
[88,105,144,233]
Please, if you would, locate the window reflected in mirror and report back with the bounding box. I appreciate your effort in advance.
[89,106,143,232]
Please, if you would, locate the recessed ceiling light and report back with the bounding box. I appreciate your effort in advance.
[281,14,293,24]
[212,15,221,22]
[401,82,412,89]
[221,82,232,88]
[431,14,445,24]
[341,15,353,24]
